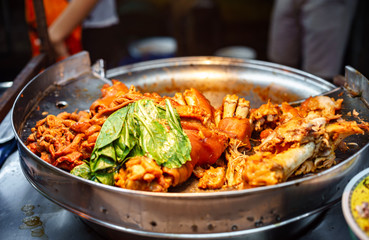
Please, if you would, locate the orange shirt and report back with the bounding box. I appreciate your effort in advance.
[25,0,82,59]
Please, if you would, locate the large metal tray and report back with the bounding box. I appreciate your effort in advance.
[11,52,369,239]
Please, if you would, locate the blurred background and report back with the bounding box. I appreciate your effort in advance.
[0,0,368,83]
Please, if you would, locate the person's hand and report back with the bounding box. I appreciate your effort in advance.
[48,0,99,60]
[52,40,70,60]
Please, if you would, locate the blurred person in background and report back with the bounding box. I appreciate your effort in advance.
[25,0,121,67]
[267,0,358,82]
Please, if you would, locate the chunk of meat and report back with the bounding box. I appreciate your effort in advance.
[90,80,129,115]
[182,119,228,166]
[249,100,281,131]
[115,157,198,192]
[198,166,226,189]
[26,112,97,171]
[224,95,368,188]
[218,117,252,148]
[114,156,170,192]
[183,88,215,122]
[255,116,326,153]
[298,96,343,119]
[163,161,196,187]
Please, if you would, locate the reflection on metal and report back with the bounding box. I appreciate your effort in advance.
[0,112,14,144]
[0,81,13,89]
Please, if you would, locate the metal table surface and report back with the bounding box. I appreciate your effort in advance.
[0,149,357,240]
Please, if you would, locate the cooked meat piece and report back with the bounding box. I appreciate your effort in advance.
[243,142,315,186]
[182,120,228,166]
[249,100,281,131]
[114,156,170,192]
[298,96,343,119]
[218,117,252,148]
[183,88,215,123]
[198,166,226,189]
[26,112,96,171]
[163,161,196,187]
[89,80,129,115]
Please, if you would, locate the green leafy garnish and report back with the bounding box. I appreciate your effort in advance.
[70,162,91,179]
[71,99,192,185]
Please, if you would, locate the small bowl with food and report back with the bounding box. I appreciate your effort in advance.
[342,168,369,240]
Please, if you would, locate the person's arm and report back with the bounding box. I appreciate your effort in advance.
[48,0,99,58]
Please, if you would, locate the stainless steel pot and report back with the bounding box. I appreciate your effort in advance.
[11,52,369,239]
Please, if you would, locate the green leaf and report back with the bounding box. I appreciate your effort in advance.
[99,143,116,159]
[94,171,115,185]
[90,154,116,172]
[114,137,132,163]
[70,163,91,179]
[94,107,129,149]
[133,99,191,168]
[138,117,168,163]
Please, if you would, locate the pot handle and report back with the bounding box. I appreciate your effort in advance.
[345,65,369,108]
[92,59,112,85]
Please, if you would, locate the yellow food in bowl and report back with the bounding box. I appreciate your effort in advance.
[351,176,369,236]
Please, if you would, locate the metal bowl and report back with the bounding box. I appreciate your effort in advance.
[12,52,369,239]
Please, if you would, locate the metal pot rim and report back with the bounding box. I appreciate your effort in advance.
[10,54,350,198]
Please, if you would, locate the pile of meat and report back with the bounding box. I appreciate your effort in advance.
[26,80,368,192]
